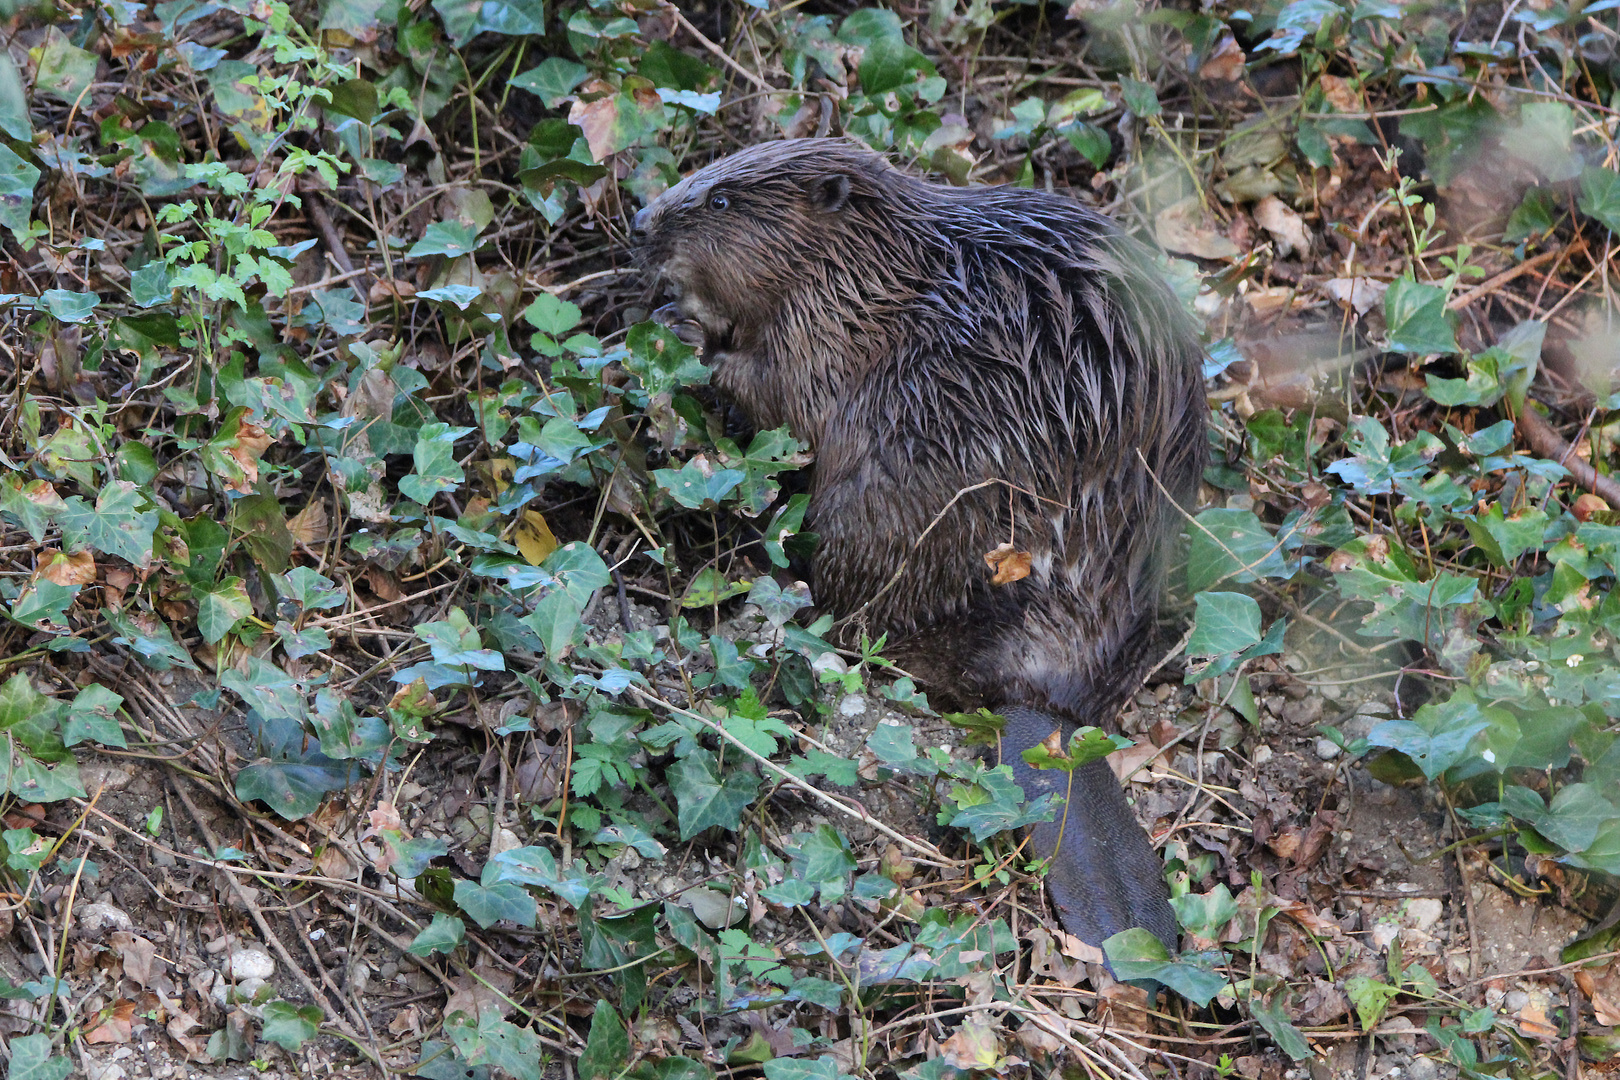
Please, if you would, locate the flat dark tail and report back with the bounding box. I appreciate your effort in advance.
[1002,706,1177,952]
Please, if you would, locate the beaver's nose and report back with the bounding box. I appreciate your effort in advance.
[632,205,653,235]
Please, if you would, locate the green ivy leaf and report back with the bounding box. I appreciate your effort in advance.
[1,746,85,803]
[654,460,746,509]
[196,576,254,644]
[1502,782,1616,853]
[408,913,466,956]
[7,1033,72,1080]
[408,221,485,259]
[10,580,77,631]
[1384,276,1457,354]
[64,684,126,748]
[523,291,583,337]
[39,288,100,323]
[1169,884,1238,939]
[1102,928,1228,1006]
[671,749,760,839]
[1504,186,1558,243]
[1187,508,1288,592]
[57,481,157,565]
[433,0,544,47]
[624,323,706,395]
[1345,974,1400,1029]
[417,608,505,670]
[1367,693,1491,780]
[486,845,598,907]
[32,32,98,105]
[1187,592,1262,656]
[578,1000,630,1080]
[513,58,589,108]
[1061,122,1111,167]
[453,879,537,929]
[398,423,471,505]
[235,760,346,820]
[261,1000,323,1051]
[381,832,448,878]
[1249,992,1315,1060]
[104,607,196,670]
[1578,165,1620,235]
[221,656,308,724]
[275,566,348,611]
[0,143,41,241]
[1119,76,1162,117]
[444,1011,543,1080]
[764,1056,855,1080]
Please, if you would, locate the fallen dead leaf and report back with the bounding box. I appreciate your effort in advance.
[1323,276,1388,315]
[1253,195,1310,257]
[287,499,330,545]
[218,415,273,495]
[1319,73,1363,113]
[84,999,136,1044]
[984,542,1032,585]
[112,931,161,988]
[39,549,96,586]
[1244,285,1294,318]
[1199,31,1246,81]
[1156,196,1241,259]
[940,1018,1005,1071]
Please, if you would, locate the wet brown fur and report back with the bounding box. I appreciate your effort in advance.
[636,138,1206,948]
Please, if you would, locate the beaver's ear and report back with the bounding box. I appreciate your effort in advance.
[805,173,853,213]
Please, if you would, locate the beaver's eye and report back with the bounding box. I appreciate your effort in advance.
[708,193,730,211]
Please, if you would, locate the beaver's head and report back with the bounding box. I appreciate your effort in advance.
[631,139,895,354]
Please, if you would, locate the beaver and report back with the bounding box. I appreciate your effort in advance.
[632,138,1206,952]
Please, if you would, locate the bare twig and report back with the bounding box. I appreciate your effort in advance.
[1516,401,1620,506]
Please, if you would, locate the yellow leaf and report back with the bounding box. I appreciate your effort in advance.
[516,511,559,565]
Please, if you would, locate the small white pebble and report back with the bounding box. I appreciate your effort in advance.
[1314,737,1342,761]
[228,947,275,981]
[1252,744,1273,765]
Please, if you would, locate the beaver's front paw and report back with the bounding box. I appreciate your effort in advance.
[652,303,707,354]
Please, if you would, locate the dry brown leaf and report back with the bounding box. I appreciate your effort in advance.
[1108,740,1159,783]
[939,1018,1005,1071]
[569,82,621,163]
[315,844,356,879]
[1573,493,1611,522]
[388,1004,423,1037]
[364,801,402,837]
[1575,965,1620,1027]
[444,964,517,1021]
[1014,1004,1070,1057]
[218,415,272,495]
[287,499,330,545]
[1511,991,1560,1039]
[370,278,417,302]
[84,999,136,1044]
[1245,285,1294,317]
[366,565,404,602]
[39,549,96,586]
[1318,74,1362,113]
[1323,276,1387,314]
[112,931,160,988]
[1253,195,1310,257]
[1199,31,1246,81]
[984,542,1032,585]
[1156,196,1241,259]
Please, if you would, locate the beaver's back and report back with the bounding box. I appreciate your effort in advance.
[801,179,1206,723]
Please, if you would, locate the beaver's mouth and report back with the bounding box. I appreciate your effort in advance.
[647,271,732,352]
